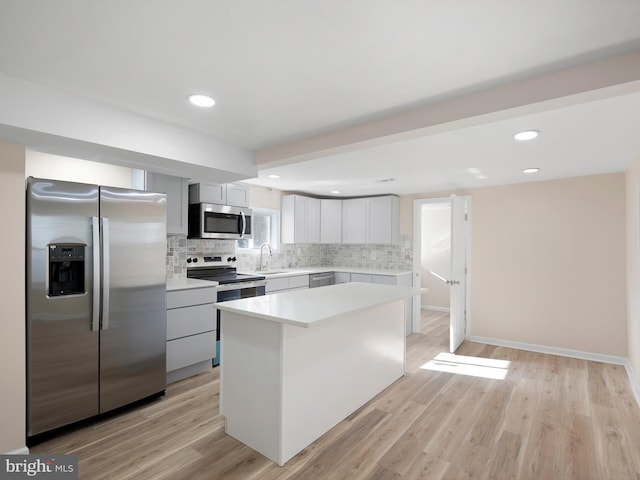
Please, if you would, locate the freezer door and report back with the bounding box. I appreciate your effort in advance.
[26,178,100,437]
[99,186,167,413]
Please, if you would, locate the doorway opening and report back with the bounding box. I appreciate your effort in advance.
[412,196,471,353]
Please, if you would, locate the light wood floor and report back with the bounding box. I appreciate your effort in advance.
[32,311,640,479]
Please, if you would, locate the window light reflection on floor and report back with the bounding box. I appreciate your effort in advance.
[420,353,510,380]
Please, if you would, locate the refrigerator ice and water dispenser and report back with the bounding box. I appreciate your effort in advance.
[48,244,85,296]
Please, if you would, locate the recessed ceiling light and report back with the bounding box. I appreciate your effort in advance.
[523,168,540,174]
[267,174,280,179]
[514,130,540,141]
[476,175,488,180]
[331,190,341,194]
[187,94,215,107]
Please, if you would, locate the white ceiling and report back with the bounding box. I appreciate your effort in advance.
[1,0,640,196]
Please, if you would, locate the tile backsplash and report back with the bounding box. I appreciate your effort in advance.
[167,235,413,279]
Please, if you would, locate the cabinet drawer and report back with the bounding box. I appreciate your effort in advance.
[371,275,396,285]
[166,331,216,372]
[167,287,217,309]
[167,304,216,340]
[288,275,309,289]
[266,277,289,293]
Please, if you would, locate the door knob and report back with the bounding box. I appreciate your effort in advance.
[446,280,460,285]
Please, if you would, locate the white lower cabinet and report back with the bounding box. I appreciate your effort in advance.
[334,272,351,284]
[166,287,217,383]
[350,273,372,283]
[166,331,216,372]
[371,275,396,285]
[266,275,310,294]
[341,271,413,335]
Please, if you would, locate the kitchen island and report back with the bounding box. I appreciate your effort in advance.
[215,282,417,466]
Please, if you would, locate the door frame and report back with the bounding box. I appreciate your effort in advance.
[412,196,472,338]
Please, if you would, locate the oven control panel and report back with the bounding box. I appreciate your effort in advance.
[186,255,237,265]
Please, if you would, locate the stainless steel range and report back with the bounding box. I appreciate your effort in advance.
[187,256,266,366]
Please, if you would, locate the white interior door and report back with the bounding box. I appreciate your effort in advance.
[449,194,468,353]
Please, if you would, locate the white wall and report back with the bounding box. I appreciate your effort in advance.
[248,184,283,210]
[0,140,26,453]
[26,151,134,188]
[469,173,626,356]
[403,173,627,357]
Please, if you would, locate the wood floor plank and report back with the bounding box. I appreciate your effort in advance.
[501,377,540,436]
[482,430,526,480]
[422,379,488,462]
[587,360,615,407]
[561,411,598,480]
[377,394,458,476]
[466,380,512,448]
[563,357,591,416]
[28,310,640,480]
[440,440,491,480]
[400,451,449,480]
[371,373,427,413]
[591,403,637,479]
[364,465,401,480]
[285,408,389,480]
[330,400,427,480]
[520,371,565,479]
[522,351,547,380]
[129,446,203,480]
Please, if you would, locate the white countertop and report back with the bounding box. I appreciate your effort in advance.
[240,266,412,278]
[167,266,412,291]
[215,282,419,327]
[166,277,218,292]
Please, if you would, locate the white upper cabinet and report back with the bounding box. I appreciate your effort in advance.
[342,196,399,244]
[284,194,398,245]
[190,182,225,204]
[145,172,188,235]
[342,198,367,244]
[188,182,250,207]
[367,195,399,244]
[281,194,321,244]
[226,183,250,207]
[320,199,342,243]
[306,197,321,242]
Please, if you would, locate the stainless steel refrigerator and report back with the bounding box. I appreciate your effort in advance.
[26,177,167,438]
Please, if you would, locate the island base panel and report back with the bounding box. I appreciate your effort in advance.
[220,299,406,466]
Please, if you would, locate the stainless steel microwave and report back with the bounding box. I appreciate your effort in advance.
[188,203,252,239]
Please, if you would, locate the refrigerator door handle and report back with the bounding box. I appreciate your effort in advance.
[91,217,101,332]
[101,217,110,330]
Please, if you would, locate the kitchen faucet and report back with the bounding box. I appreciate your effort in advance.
[259,243,272,271]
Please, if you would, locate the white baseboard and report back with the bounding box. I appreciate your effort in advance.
[623,360,640,409]
[421,305,450,313]
[5,446,29,455]
[468,335,627,365]
[468,335,639,407]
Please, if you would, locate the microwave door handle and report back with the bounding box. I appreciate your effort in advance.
[91,217,100,332]
[240,210,246,238]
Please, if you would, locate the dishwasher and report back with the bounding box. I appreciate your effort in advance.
[309,272,335,288]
